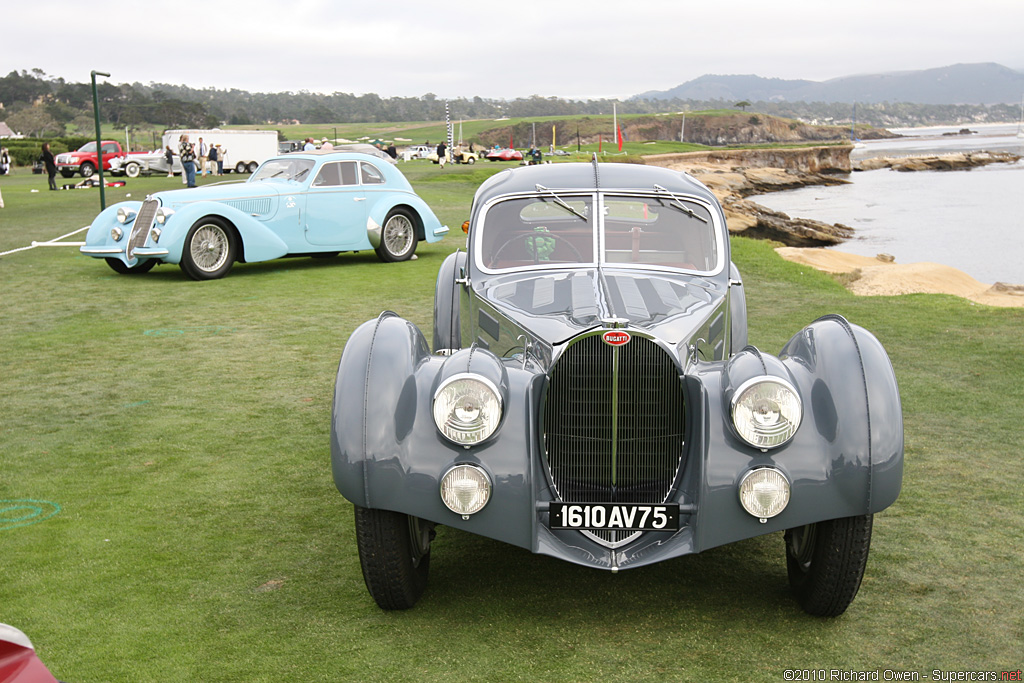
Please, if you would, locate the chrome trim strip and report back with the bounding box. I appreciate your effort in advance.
[132,248,170,256]
[80,247,124,255]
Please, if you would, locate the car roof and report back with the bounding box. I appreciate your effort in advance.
[473,160,719,205]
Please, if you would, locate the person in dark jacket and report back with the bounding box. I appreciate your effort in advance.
[41,143,57,190]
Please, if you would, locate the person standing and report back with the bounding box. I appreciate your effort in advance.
[179,135,197,188]
[436,141,447,168]
[41,143,58,191]
[197,137,208,176]
[303,138,316,151]
[208,144,219,176]
[164,146,175,177]
[0,147,10,175]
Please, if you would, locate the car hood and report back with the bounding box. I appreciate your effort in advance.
[154,181,288,209]
[478,268,727,346]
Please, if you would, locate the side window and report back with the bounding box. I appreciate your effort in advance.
[340,161,358,186]
[312,162,341,187]
[360,162,385,185]
[102,143,118,154]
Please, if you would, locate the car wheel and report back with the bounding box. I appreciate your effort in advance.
[246,161,258,173]
[353,505,432,610]
[60,170,75,178]
[466,156,475,164]
[179,217,237,280]
[125,162,141,178]
[235,162,247,174]
[375,209,417,262]
[105,258,157,275]
[785,514,873,617]
[80,162,95,178]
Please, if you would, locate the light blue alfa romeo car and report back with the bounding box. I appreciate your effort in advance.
[80,151,448,279]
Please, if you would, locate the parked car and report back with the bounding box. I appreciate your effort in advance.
[80,151,448,280]
[404,145,434,160]
[331,160,903,616]
[485,147,523,162]
[55,140,124,178]
[109,150,183,178]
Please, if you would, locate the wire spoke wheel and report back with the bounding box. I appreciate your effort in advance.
[180,218,236,280]
[376,209,417,262]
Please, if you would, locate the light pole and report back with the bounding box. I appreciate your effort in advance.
[91,70,111,210]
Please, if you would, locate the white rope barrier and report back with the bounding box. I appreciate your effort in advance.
[0,226,90,257]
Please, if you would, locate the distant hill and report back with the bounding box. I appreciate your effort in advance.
[634,63,1024,106]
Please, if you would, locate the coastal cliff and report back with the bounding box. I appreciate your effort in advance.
[644,146,1021,247]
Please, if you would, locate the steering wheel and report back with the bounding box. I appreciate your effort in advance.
[487,232,583,268]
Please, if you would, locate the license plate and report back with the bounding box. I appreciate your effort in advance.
[549,503,679,531]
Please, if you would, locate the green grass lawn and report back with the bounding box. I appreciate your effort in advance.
[1,163,1022,682]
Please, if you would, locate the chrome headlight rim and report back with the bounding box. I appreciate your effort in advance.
[439,463,492,517]
[110,226,124,242]
[738,466,791,520]
[730,375,803,450]
[115,207,136,224]
[432,373,504,446]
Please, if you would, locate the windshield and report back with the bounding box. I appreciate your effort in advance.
[250,158,315,183]
[476,193,720,273]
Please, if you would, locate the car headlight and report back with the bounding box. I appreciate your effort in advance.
[150,228,162,243]
[155,207,175,224]
[738,467,790,520]
[110,227,123,241]
[439,464,491,517]
[731,377,802,449]
[116,207,136,224]
[432,373,502,446]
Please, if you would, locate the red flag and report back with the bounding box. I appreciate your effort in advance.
[617,124,623,151]
[598,135,602,153]
[509,132,514,149]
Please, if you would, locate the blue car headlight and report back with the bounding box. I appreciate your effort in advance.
[116,207,136,224]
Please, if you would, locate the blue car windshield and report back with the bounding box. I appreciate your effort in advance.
[250,158,315,183]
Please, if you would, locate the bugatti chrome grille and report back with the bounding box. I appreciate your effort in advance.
[127,198,159,260]
[542,333,686,509]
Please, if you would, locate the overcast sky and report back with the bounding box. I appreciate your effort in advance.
[11,0,1024,100]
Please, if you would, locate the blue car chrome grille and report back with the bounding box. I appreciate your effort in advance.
[543,334,686,506]
[127,198,159,260]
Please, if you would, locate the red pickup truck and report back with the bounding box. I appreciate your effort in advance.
[55,141,125,178]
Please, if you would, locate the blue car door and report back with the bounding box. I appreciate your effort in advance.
[304,160,369,248]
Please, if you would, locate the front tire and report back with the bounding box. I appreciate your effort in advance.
[375,209,417,262]
[235,162,247,174]
[125,162,141,178]
[80,162,95,178]
[353,506,432,610]
[60,170,75,178]
[785,514,873,617]
[105,258,157,275]
[179,217,237,280]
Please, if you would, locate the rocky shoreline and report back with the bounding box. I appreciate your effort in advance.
[644,146,1020,247]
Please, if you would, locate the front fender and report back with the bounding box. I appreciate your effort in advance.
[158,202,289,263]
[692,314,903,551]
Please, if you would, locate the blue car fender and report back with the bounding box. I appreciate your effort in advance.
[158,201,289,264]
[366,193,446,243]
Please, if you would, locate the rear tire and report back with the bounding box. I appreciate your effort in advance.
[374,209,417,262]
[235,162,247,174]
[353,505,432,610]
[246,161,258,173]
[785,514,873,617]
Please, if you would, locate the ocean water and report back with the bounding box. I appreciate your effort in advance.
[755,125,1024,284]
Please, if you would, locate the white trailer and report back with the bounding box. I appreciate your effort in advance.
[162,129,278,174]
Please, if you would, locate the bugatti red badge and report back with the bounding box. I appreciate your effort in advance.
[602,330,631,346]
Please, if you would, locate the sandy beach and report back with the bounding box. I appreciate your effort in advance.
[776,247,1024,308]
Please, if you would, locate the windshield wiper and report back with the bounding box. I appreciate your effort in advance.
[535,184,588,221]
[293,168,310,181]
[653,184,709,223]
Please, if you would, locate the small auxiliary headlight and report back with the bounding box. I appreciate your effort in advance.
[110,226,123,241]
[440,464,491,517]
[155,207,174,224]
[150,227,162,243]
[432,374,502,446]
[731,377,802,449]
[738,467,790,520]
[116,207,135,224]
